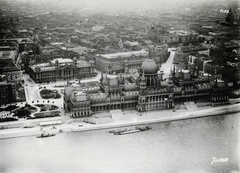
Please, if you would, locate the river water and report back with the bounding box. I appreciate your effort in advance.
[0,113,239,173]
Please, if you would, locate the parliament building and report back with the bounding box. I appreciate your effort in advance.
[64,52,232,117]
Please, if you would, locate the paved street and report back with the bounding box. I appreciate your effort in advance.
[162,48,175,79]
[22,74,64,110]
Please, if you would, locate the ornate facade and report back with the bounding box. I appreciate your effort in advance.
[64,55,232,117]
[171,53,232,104]
[28,58,96,83]
[64,57,172,117]
[136,57,173,111]
[64,75,140,117]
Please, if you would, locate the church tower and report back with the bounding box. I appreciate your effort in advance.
[225,8,234,25]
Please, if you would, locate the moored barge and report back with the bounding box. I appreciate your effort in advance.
[112,125,151,135]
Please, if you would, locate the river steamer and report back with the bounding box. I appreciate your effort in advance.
[112,125,151,135]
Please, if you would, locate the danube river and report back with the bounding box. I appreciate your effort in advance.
[0,113,239,173]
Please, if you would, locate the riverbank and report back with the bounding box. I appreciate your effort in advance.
[0,103,240,140]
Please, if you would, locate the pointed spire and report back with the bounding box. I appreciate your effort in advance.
[119,73,124,85]
[103,75,109,86]
[179,69,183,79]
[140,69,146,84]
[148,46,151,59]
[214,77,218,88]
[142,69,145,80]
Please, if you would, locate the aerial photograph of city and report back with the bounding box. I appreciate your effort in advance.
[0,0,239,172]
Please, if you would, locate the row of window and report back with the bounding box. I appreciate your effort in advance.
[145,103,170,110]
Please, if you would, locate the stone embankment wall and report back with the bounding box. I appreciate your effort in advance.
[0,103,240,139]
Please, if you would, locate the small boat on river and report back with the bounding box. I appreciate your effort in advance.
[37,130,55,138]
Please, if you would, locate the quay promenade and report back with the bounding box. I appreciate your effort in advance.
[0,102,240,139]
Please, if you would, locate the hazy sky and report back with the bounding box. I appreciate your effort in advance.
[6,0,240,13]
[29,0,237,12]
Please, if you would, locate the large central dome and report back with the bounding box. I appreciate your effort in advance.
[141,58,158,74]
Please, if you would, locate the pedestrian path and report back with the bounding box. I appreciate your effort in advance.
[184,102,198,111]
